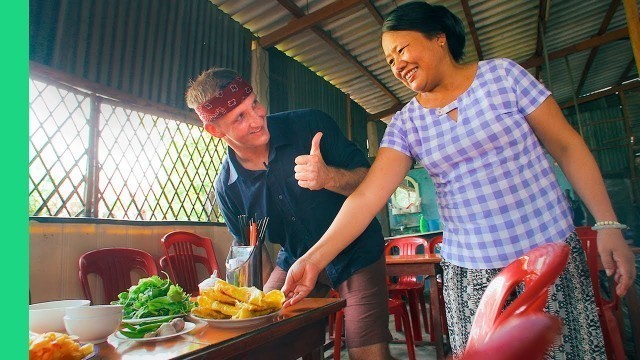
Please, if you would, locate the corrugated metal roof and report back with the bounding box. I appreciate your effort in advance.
[209,0,638,121]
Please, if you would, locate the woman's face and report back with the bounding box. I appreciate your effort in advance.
[382,30,445,93]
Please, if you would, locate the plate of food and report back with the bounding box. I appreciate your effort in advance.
[29,332,96,360]
[190,311,280,328]
[191,279,285,328]
[115,320,196,342]
[121,313,186,325]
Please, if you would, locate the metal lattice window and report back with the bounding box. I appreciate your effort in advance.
[29,76,227,221]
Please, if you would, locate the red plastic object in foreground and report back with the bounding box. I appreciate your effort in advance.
[459,312,563,360]
[466,242,570,351]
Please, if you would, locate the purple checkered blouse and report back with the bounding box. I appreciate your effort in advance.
[380,58,573,269]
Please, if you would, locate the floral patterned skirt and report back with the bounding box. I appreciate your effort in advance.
[441,233,605,359]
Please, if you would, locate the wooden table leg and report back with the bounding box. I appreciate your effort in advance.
[429,265,445,359]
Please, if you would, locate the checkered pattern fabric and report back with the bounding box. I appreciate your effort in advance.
[381,58,572,269]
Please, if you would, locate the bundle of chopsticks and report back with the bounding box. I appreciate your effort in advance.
[238,215,269,246]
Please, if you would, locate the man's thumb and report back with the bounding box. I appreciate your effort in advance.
[309,132,323,156]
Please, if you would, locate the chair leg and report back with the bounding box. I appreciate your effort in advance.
[390,300,416,360]
[602,308,626,360]
[416,288,430,336]
[390,292,404,332]
[406,290,423,342]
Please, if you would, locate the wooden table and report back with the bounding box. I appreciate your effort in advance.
[386,253,446,360]
[95,298,345,359]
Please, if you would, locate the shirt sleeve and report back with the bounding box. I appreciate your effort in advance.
[502,58,551,116]
[379,109,412,157]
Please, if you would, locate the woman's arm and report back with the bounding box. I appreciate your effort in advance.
[282,148,413,305]
[527,97,636,296]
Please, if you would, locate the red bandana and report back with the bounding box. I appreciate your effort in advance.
[195,76,253,123]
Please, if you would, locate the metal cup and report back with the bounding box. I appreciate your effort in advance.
[225,245,263,289]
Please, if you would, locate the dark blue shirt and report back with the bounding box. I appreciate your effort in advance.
[214,109,384,286]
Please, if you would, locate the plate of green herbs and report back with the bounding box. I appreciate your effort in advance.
[111,275,196,322]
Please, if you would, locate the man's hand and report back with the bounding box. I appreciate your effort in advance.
[281,257,323,308]
[295,132,331,190]
[596,229,637,296]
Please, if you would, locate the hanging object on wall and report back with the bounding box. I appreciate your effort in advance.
[390,176,422,215]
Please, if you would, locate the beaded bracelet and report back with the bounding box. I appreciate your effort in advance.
[591,220,628,230]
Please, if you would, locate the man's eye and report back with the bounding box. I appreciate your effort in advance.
[388,59,394,66]
[399,46,406,54]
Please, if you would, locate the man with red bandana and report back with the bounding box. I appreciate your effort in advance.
[185,68,393,359]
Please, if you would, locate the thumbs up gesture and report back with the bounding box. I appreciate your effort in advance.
[294,132,330,190]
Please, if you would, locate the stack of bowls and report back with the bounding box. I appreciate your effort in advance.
[29,300,91,333]
[64,305,124,343]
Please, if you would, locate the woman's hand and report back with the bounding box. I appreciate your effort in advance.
[596,229,637,296]
[281,257,323,308]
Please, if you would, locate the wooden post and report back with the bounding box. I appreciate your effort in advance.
[623,0,640,75]
[619,90,638,204]
[346,94,352,141]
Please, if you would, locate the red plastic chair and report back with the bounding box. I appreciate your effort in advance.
[78,247,158,304]
[574,226,625,360]
[428,235,443,255]
[459,313,563,360]
[332,298,416,360]
[385,236,430,342]
[425,235,448,337]
[161,231,220,296]
[466,242,570,351]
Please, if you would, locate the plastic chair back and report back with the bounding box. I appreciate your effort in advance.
[574,226,624,359]
[161,231,220,295]
[460,313,563,360]
[428,235,443,255]
[466,242,570,350]
[78,247,158,304]
[385,236,428,256]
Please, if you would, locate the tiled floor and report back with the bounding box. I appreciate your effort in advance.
[324,314,440,360]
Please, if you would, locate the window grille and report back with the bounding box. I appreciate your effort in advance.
[29,76,226,222]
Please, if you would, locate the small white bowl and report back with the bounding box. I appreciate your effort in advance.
[64,312,122,343]
[65,304,123,319]
[29,300,91,333]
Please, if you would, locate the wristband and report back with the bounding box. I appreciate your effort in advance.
[591,220,627,230]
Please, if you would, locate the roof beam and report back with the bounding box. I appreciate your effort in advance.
[520,27,629,69]
[575,0,621,96]
[617,58,636,84]
[259,0,365,48]
[461,0,483,60]
[363,1,384,25]
[273,0,399,104]
[559,79,640,109]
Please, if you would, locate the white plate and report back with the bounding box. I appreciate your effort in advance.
[190,311,279,328]
[121,313,186,324]
[114,322,196,342]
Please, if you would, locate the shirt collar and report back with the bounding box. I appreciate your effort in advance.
[226,115,290,185]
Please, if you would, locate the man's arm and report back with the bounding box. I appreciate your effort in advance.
[294,132,369,196]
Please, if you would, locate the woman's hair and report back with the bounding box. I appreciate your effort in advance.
[185,68,240,108]
[382,2,466,63]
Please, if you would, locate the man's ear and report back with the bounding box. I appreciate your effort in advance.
[204,123,225,138]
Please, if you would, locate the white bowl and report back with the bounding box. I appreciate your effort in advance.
[65,304,123,319]
[64,312,122,343]
[29,300,91,333]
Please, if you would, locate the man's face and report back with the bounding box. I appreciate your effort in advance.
[204,93,269,149]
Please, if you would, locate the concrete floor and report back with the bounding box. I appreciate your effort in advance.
[324,312,440,360]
